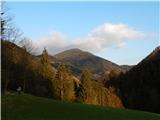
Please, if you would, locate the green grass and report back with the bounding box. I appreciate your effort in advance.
[2,93,160,120]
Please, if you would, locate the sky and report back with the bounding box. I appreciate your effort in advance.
[6,1,159,65]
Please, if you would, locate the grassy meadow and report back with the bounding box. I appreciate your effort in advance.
[2,92,160,120]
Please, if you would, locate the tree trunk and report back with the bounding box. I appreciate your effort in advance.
[60,90,63,100]
[23,78,26,93]
[4,79,9,95]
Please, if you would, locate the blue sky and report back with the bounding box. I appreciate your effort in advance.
[7,1,159,65]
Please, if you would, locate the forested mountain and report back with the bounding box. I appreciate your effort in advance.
[53,48,125,77]
[2,38,160,113]
[2,39,160,113]
[107,46,160,113]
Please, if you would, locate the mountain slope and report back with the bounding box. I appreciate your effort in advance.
[2,93,160,120]
[54,48,124,76]
[109,46,160,113]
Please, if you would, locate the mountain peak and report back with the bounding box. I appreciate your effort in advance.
[53,48,124,76]
[61,48,84,53]
[54,48,92,59]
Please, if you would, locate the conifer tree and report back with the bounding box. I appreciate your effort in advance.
[63,66,75,101]
[78,68,92,103]
[40,48,54,80]
[53,63,66,100]
[52,63,75,101]
[41,48,50,65]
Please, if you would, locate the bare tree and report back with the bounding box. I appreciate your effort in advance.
[19,37,38,55]
[1,1,22,43]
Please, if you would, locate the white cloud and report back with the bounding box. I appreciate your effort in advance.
[115,42,126,48]
[35,31,67,53]
[34,23,144,54]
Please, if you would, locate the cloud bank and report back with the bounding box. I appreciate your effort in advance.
[35,23,143,54]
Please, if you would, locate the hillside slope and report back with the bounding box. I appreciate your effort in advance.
[108,46,160,113]
[2,93,160,120]
[1,40,55,97]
